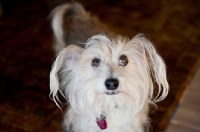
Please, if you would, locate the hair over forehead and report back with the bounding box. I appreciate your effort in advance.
[85,34,130,49]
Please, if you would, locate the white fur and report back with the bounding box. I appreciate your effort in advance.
[49,4,169,132]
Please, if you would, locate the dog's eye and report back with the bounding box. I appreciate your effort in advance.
[91,58,100,67]
[119,55,128,66]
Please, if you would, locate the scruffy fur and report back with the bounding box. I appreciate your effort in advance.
[50,3,169,132]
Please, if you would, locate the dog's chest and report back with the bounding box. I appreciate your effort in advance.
[63,107,144,132]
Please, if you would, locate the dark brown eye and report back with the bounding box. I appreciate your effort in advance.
[119,55,128,66]
[91,58,100,67]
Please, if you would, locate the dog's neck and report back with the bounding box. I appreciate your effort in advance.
[96,103,149,130]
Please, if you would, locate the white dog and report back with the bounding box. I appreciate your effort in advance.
[49,3,169,132]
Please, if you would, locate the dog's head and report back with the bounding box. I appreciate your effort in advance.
[50,34,169,119]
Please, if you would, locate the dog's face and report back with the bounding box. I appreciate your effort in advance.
[50,34,169,119]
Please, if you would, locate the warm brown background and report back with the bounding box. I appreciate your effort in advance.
[0,0,199,131]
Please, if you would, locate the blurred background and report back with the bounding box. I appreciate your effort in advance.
[0,0,199,131]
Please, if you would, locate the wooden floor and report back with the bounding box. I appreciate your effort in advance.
[165,67,200,132]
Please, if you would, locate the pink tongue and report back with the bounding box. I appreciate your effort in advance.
[96,118,107,130]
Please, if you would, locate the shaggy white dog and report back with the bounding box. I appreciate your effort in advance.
[49,3,169,132]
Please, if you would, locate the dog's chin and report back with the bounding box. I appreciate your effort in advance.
[105,91,120,95]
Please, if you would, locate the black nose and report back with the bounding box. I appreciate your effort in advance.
[105,78,119,90]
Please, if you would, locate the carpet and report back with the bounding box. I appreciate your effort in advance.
[0,0,199,131]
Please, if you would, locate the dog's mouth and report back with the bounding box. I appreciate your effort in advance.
[105,91,119,95]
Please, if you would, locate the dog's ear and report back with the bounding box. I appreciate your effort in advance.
[49,45,83,107]
[131,34,169,102]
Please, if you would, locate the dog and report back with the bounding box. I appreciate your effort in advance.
[49,3,169,132]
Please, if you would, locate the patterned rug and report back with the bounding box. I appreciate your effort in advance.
[0,0,199,131]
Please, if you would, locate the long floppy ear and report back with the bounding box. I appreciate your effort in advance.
[131,34,169,102]
[49,45,83,107]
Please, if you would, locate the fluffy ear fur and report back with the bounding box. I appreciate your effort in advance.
[49,45,83,107]
[131,34,169,102]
